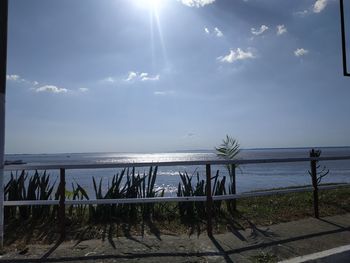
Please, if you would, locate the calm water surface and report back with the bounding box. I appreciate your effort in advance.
[5,147,350,196]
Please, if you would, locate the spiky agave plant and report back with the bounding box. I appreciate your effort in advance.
[177,171,195,220]
[211,170,226,215]
[215,135,240,213]
[139,166,163,220]
[68,181,89,221]
[89,166,162,223]
[177,170,227,221]
[4,170,57,222]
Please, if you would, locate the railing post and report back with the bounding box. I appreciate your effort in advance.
[59,168,66,240]
[310,153,319,219]
[340,0,350,77]
[230,164,237,211]
[0,0,8,251]
[206,164,213,237]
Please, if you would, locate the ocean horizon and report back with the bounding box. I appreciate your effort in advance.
[5,145,350,156]
[4,147,350,196]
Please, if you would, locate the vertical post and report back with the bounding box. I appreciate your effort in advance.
[59,168,66,240]
[310,152,319,219]
[206,164,213,237]
[340,0,350,76]
[230,164,237,211]
[0,0,8,250]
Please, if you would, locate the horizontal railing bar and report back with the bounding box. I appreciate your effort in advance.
[213,183,350,201]
[5,183,350,206]
[4,196,207,206]
[4,200,59,206]
[66,196,207,205]
[4,155,350,171]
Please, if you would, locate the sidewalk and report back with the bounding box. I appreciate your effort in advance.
[0,213,349,262]
[280,244,350,263]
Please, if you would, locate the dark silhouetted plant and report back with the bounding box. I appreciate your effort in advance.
[215,135,240,213]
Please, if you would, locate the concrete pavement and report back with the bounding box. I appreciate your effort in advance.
[0,213,349,262]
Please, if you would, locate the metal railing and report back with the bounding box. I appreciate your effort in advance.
[4,155,350,238]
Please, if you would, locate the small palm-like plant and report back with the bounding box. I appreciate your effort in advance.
[215,135,240,161]
[215,135,240,213]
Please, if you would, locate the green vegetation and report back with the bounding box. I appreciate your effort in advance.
[5,170,58,222]
[3,169,350,245]
[215,135,240,213]
[251,251,278,263]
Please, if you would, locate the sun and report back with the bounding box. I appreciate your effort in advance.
[133,0,165,11]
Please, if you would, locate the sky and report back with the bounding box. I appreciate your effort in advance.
[4,0,350,154]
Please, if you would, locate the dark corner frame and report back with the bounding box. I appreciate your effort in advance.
[340,0,350,77]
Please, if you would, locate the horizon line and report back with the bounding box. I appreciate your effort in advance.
[5,145,350,155]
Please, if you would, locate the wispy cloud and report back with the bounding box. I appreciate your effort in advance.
[140,73,160,81]
[294,0,328,16]
[180,0,215,7]
[218,48,255,63]
[125,72,137,82]
[79,88,89,92]
[313,0,328,13]
[103,76,116,83]
[294,10,309,17]
[7,74,41,87]
[125,72,160,82]
[7,74,69,94]
[6,74,21,81]
[35,85,68,94]
[276,25,287,35]
[204,27,223,37]
[251,25,269,36]
[154,90,174,96]
[214,27,223,37]
[294,48,309,57]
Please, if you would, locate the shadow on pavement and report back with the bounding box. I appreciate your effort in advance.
[1,223,349,262]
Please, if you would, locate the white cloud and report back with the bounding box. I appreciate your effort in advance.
[276,25,287,35]
[124,72,160,82]
[6,74,20,81]
[141,74,160,81]
[218,48,255,63]
[154,91,166,95]
[103,76,115,83]
[154,90,174,96]
[204,27,223,37]
[214,27,223,37]
[125,72,138,82]
[35,85,68,94]
[79,88,88,92]
[6,74,38,86]
[181,0,215,7]
[313,0,328,13]
[294,10,309,17]
[251,25,269,36]
[294,48,309,57]
[140,72,148,78]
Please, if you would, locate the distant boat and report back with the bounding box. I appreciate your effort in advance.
[4,160,26,165]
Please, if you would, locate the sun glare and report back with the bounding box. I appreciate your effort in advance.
[134,0,164,11]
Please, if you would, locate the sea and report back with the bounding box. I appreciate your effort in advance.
[4,147,350,196]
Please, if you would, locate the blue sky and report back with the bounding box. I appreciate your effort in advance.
[5,0,350,153]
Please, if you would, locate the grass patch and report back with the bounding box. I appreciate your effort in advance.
[4,169,350,245]
[4,187,350,245]
[251,251,278,263]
